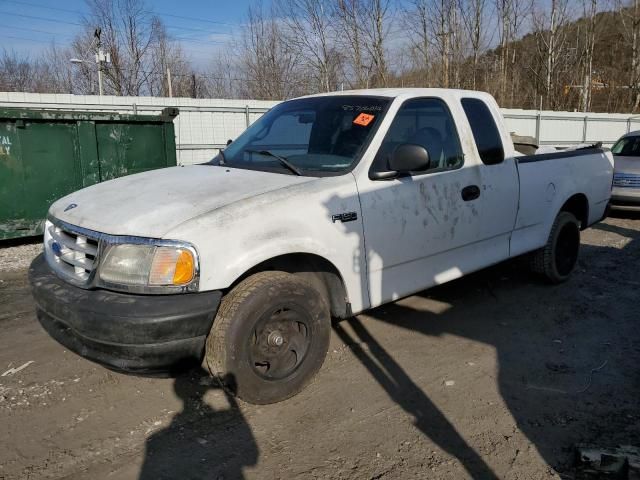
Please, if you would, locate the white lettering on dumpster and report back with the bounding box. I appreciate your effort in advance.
[0,136,11,156]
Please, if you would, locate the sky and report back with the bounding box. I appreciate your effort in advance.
[0,0,258,66]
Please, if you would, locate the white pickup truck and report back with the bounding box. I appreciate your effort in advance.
[30,89,613,404]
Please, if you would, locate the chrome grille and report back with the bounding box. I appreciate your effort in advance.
[44,220,99,283]
[613,173,640,188]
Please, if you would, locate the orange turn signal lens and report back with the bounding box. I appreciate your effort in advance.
[173,249,195,285]
[148,247,195,286]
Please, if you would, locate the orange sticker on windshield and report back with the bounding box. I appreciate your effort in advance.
[353,113,375,126]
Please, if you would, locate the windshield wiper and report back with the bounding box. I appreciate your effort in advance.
[244,149,303,176]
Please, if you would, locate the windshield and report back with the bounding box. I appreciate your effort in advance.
[612,136,640,157]
[213,95,390,175]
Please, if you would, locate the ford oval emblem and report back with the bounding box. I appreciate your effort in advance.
[51,242,62,257]
[64,203,78,212]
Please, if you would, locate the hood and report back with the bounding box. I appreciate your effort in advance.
[614,155,640,175]
[50,165,315,238]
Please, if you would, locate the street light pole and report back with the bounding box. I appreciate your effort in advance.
[70,28,110,96]
[95,51,105,96]
[93,28,109,96]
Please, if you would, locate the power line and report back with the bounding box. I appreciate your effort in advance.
[0,9,228,48]
[2,0,78,14]
[163,25,233,36]
[2,0,234,35]
[156,23,233,36]
[168,35,227,46]
[145,10,238,27]
[0,10,83,26]
[0,34,58,45]
[0,23,76,39]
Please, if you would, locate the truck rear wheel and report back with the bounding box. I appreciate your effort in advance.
[205,271,331,404]
[530,211,581,283]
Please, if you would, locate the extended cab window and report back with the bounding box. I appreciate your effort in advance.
[461,98,504,165]
[215,96,390,176]
[374,98,464,174]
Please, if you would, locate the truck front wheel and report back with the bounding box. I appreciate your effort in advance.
[205,271,331,404]
[530,211,581,283]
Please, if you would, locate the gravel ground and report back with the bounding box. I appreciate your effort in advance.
[0,215,638,480]
[0,239,42,273]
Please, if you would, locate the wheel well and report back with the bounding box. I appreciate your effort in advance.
[560,194,589,229]
[230,253,351,319]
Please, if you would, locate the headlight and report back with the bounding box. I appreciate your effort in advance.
[99,243,198,292]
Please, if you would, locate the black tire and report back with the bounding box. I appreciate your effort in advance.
[205,271,331,404]
[530,211,581,283]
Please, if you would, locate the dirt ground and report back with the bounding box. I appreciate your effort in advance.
[0,213,638,480]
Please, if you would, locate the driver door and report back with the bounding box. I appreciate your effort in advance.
[356,97,511,307]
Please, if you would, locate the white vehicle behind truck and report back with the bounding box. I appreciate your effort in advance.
[610,130,640,210]
[30,89,614,404]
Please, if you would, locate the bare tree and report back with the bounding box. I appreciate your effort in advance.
[42,44,76,94]
[202,52,238,99]
[149,24,192,97]
[532,0,571,109]
[334,0,370,88]
[361,0,391,87]
[432,0,457,87]
[237,1,301,99]
[0,50,37,92]
[276,0,341,92]
[579,0,598,111]
[491,0,531,104]
[402,0,434,86]
[0,49,67,93]
[618,0,640,109]
[460,0,487,89]
[496,0,511,99]
[402,0,467,88]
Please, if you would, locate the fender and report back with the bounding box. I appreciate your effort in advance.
[165,175,370,314]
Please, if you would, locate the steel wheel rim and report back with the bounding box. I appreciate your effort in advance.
[248,304,312,380]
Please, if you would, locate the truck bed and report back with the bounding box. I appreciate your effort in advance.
[510,146,614,257]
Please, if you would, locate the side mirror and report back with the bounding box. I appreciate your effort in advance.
[226,139,233,146]
[371,144,431,180]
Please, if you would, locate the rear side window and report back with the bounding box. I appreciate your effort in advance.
[461,98,504,165]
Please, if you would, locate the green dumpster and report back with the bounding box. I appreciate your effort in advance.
[0,107,178,240]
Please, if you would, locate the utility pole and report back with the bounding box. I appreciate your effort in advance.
[166,67,173,98]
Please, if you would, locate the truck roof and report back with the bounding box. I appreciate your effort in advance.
[300,87,492,101]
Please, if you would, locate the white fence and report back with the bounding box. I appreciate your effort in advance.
[2,92,640,165]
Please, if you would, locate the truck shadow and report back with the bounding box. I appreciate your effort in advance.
[333,219,639,477]
[334,317,501,478]
[139,371,258,480]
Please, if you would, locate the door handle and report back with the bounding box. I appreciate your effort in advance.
[461,185,480,201]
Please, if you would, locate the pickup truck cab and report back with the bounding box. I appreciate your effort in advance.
[29,89,614,404]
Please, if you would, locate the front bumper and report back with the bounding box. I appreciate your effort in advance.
[29,254,221,372]
[610,187,640,211]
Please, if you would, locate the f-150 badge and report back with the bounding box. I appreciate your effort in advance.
[332,212,358,223]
